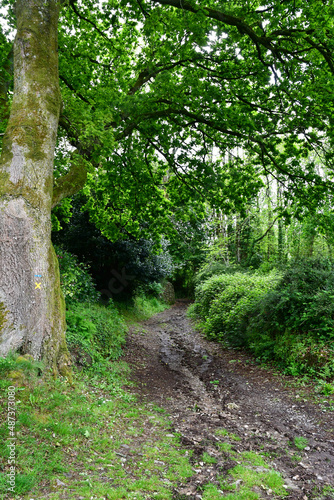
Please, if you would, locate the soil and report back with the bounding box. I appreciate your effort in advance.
[123,301,334,500]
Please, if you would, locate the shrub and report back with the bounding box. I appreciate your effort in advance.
[55,245,99,305]
[135,281,164,298]
[247,258,334,342]
[192,257,334,378]
[194,262,244,285]
[203,271,282,346]
[193,274,237,319]
[66,302,127,367]
[193,270,280,319]
[116,294,168,322]
[133,295,167,318]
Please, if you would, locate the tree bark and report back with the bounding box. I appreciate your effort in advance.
[0,0,71,376]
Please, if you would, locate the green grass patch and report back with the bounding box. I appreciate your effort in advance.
[116,295,168,324]
[239,451,267,467]
[228,465,287,497]
[217,442,233,452]
[293,436,309,450]
[0,360,195,499]
[201,452,217,464]
[215,428,241,441]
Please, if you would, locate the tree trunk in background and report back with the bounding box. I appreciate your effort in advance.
[0,0,71,376]
[265,177,273,261]
[277,186,284,263]
[235,215,241,263]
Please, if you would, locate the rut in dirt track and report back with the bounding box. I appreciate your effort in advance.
[124,301,334,500]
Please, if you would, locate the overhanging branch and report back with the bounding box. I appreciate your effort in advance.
[150,0,334,70]
[52,151,87,208]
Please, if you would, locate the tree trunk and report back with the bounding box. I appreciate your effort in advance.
[0,0,71,376]
[235,215,241,263]
[277,185,284,263]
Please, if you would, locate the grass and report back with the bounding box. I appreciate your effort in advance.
[115,294,168,324]
[215,428,241,441]
[202,452,217,464]
[0,353,292,500]
[0,297,296,499]
[293,436,309,450]
[200,463,288,500]
[0,356,194,499]
[227,466,287,498]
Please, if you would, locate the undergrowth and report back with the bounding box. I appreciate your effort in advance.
[115,294,168,324]
[66,301,127,368]
[189,258,334,380]
[0,293,293,500]
[0,354,291,500]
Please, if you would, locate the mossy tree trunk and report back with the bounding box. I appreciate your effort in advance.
[0,0,71,376]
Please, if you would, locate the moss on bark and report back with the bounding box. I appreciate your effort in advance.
[43,244,72,382]
[0,302,9,337]
[0,0,72,378]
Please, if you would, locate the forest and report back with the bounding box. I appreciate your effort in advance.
[0,0,334,498]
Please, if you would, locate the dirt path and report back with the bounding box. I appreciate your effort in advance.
[123,301,334,500]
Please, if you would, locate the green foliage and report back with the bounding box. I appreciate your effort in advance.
[49,0,334,243]
[0,352,17,376]
[135,281,164,298]
[53,201,175,296]
[317,381,334,396]
[66,302,127,365]
[192,258,334,377]
[250,259,334,340]
[0,353,43,386]
[195,261,244,286]
[293,437,309,451]
[51,198,73,232]
[116,294,168,323]
[199,270,282,346]
[55,245,99,305]
[246,259,334,376]
[192,269,280,320]
[251,333,334,378]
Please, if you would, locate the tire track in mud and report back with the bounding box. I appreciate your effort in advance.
[124,301,334,499]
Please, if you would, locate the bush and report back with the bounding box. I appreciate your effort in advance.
[200,271,282,346]
[248,259,334,341]
[115,294,168,323]
[194,262,244,285]
[246,258,334,376]
[66,302,127,367]
[53,202,175,297]
[55,245,99,305]
[192,258,334,378]
[135,281,164,298]
[193,270,278,320]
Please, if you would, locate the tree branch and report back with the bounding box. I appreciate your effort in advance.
[69,0,112,43]
[52,151,87,208]
[150,0,334,69]
[128,59,192,95]
[59,74,92,106]
[151,0,275,49]
[248,214,281,259]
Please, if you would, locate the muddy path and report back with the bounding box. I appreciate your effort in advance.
[123,301,334,499]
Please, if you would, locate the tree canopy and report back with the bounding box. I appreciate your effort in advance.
[2,0,334,241]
